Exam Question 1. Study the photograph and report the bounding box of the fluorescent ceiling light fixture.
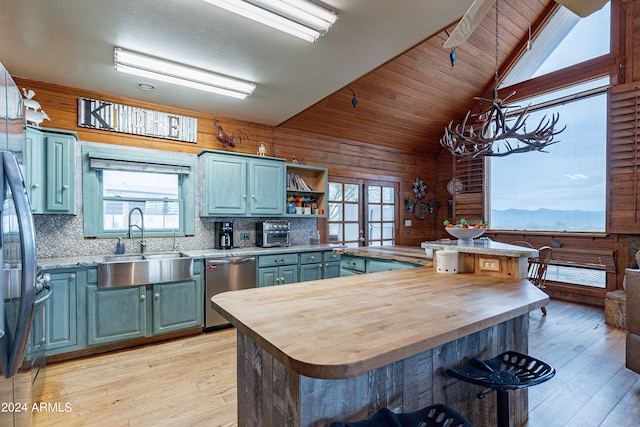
[114,48,256,99]
[202,0,337,42]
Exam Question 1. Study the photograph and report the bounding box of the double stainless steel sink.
[98,252,193,288]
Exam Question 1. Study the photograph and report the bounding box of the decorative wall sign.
[78,97,198,143]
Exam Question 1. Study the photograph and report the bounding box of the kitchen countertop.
[211,267,549,379]
[37,244,342,270]
[333,245,433,266]
[421,238,538,257]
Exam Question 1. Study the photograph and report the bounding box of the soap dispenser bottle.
[116,237,125,254]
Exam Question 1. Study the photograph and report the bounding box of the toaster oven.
[256,220,290,247]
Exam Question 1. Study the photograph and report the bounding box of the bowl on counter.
[444,227,486,245]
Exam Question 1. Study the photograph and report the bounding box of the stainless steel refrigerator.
[0,62,50,426]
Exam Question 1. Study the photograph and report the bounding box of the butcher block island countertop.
[212,268,547,379]
[212,267,548,426]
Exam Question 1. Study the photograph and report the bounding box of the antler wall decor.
[440,0,565,159]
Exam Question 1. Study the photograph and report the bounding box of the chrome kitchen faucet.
[127,207,146,253]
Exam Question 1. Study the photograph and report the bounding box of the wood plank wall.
[14,77,442,246]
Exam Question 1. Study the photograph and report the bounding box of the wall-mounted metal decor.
[78,97,198,143]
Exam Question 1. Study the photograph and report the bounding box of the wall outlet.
[240,233,250,240]
[404,219,412,226]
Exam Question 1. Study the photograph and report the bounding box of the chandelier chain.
[495,0,499,84]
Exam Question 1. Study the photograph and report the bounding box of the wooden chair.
[528,246,552,315]
[508,241,551,315]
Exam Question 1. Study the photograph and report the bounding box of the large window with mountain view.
[487,2,610,233]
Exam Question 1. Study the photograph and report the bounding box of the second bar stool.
[329,403,473,427]
[446,351,555,427]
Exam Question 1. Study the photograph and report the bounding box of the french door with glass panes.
[327,178,398,247]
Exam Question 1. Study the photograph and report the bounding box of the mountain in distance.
[490,208,605,232]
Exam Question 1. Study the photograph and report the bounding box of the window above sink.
[82,144,196,238]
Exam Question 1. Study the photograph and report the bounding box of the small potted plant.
[427,199,436,214]
[405,196,414,212]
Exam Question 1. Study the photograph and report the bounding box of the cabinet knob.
[140,294,146,301]
[62,184,69,189]
[251,194,256,199]
[69,273,76,279]
[243,194,247,199]
[280,276,285,282]
[154,293,160,299]
[32,183,40,188]
[310,256,315,261]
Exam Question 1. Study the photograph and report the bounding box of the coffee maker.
[215,221,233,249]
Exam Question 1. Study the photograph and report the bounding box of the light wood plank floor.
[34,300,639,427]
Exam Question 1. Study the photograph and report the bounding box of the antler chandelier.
[440,0,565,159]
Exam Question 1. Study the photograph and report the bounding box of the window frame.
[482,0,618,234]
[82,144,195,238]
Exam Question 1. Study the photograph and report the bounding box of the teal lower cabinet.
[87,285,147,346]
[258,265,298,286]
[257,253,299,287]
[299,251,323,282]
[340,255,366,276]
[341,255,419,276]
[152,279,203,335]
[44,270,78,354]
[87,260,203,346]
[366,258,420,273]
[323,251,341,279]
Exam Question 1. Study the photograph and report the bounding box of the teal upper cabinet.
[250,159,285,215]
[25,126,76,214]
[199,151,285,216]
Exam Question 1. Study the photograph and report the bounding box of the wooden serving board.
[212,267,548,379]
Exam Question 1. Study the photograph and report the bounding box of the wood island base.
[236,315,529,427]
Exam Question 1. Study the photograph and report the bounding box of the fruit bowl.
[445,227,486,245]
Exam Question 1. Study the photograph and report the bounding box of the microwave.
[256,220,290,247]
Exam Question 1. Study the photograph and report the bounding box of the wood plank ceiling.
[277,0,554,157]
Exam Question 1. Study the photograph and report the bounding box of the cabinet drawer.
[341,256,366,272]
[300,252,322,264]
[258,253,299,267]
[367,259,418,273]
[323,251,341,263]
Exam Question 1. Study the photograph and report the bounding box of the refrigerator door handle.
[34,273,52,306]
[3,151,38,378]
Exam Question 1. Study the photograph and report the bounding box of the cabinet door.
[45,134,75,213]
[299,263,322,282]
[204,155,247,215]
[152,279,203,335]
[249,159,284,215]
[24,127,45,213]
[87,285,147,345]
[45,271,78,352]
[323,261,341,279]
[280,265,298,285]
[257,267,279,287]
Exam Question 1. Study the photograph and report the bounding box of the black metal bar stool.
[446,351,555,427]
[329,403,473,427]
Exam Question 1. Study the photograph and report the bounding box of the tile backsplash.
[35,214,319,258]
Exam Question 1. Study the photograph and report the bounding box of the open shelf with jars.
[285,163,328,217]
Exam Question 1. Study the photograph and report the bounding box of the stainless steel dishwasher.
[205,256,256,330]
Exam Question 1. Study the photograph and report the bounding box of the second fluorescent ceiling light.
[114,48,256,99]
[202,0,337,42]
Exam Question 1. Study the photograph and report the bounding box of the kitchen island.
[211,266,549,426]
[422,239,538,279]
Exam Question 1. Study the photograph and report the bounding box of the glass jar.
[309,230,320,246]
